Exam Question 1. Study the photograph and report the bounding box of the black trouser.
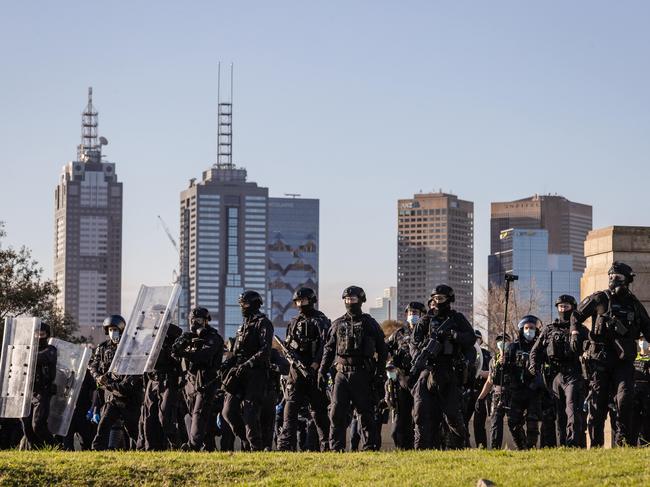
[261,388,279,450]
[551,369,584,447]
[222,368,267,451]
[91,400,140,450]
[588,361,634,446]
[278,369,330,451]
[184,378,217,451]
[540,388,557,448]
[329,367,377,451]
[391,384,414,449]
[489,390,506,449]
[142,378,181,450]
[507,387,541,450]
[21,392,54,449]
[471,393,489,448]
[631,381,650,445]
[412,367,467,450]
[63,407,96,451]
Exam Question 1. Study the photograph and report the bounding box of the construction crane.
[157,215,179,254]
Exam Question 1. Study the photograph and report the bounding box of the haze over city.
[1,1,649,321]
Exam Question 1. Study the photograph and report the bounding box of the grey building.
[54,88,122,343]
[397,192,474,320]
[267,197,319,337]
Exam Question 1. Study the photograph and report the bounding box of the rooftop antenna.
[216,62,234,168]
[78,87,100,162]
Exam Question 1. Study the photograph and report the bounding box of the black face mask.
[609,276,628,295]
[299,304,315,315]
[558,310,572,322]
[241,305,259,318]
[345,303,363,317]
[190,320,203,333]
[433,302,451,315]
[39,338,49,350]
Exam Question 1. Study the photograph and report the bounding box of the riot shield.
[474,342,484,378]
[0,317,39,418]
[47,338,92,436]
[109,284,181,375]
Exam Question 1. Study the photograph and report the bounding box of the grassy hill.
[0,448,648,486]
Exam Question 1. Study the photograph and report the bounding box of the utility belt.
[549,360,581,375]
[335,362,370,374]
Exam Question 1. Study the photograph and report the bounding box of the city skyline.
[2,2,649,323]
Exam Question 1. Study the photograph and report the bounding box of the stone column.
[581,225,650,447]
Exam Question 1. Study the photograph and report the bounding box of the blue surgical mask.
[109,329,121,343]
[523,329,536,341]
[496,341,505,352]
[387,370,398,381]
[407,315,420,326]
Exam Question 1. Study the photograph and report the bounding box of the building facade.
[490,194,592,273]
[397,192,474,319]
[368,287,398,324]
[267,197,319,337]
[54,88,122,342]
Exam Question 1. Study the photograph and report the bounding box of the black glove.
[474,398,483,414]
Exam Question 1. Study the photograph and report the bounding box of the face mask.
[190,320,203,333]
[609,274,628,294]
[640,339,649,354]
[299,304,315,314]
[39,338,49,349]
[407,315,420,326]
[523,329,536,341]
[558,309,572,322]
[109,329,121,343]
[387,370,397,381]
[496,341,505,352]
[345,303,362,316]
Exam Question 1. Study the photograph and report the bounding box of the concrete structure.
[267,197,319,338]
[368,287,398,323]
[491,194,592,273]
[488,228,581,329]
[54,88,122,343]
[397,192,474,319]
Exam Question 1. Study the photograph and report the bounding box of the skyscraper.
[397,192,474,319]
[490,194,592,273]
[267,197,319,337]
[54,88,122,342]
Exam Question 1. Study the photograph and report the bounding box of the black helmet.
[292,287,317,305]
[518,315,542,329]
[191,307,211,321]
[608,261,635,283]
[431,284,455,303]
[474,329,483,340]
[239,290,263,308]
[405,301,426,314]
[102,315,126,334]
[40,322,51,338]
[555,294,577,309]
[342,286,366,303]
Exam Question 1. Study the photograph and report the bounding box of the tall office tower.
[54,88,122,342]
[267,196,319,337]
[179,64,269,339]
[368,287,398,324]
[490,194,592,273]
[397,192,474,320]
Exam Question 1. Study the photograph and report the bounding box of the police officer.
[21,322,57,449]
[468,329,491,448]
[277,287,331,452]
[504,315,543,450]
[530,295,588,447]
[572,261,650,446]
[172,307,224,451]
[141,323,184,450]
[478,332,511,449]
[632,338,650,445]
[89,315,143,450]
[319,286,387,451]
[221,291,273,452]
[409,285,475,449]
[385,301,424,450]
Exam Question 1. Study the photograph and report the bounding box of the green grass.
[0,449,648,486]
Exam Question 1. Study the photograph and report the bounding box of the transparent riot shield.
[47,338,92,437]
[474,342,484,378]
[0,317,39,418]
[109,284,181,375]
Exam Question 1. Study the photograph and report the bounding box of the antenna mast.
[216,62,234,168]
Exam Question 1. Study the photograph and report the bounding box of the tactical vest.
[234,317,263,360]
[547,324,572,362]
[427,314,454,356]
[287,317,321,357]
[336,319,373,358]
[634,355,650,380]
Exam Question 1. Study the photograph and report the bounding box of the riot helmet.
[518,315,541,342]
[555,294,577,322]
[608,261,635,295]
[342,286,366,316]
[293,287,317,313]
[103,314,126,343]
[239,290,263,317]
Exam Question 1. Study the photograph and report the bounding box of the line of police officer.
[4,260,650,450]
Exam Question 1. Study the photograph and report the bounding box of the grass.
[0,448,649,486]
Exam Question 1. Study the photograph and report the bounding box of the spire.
[78,87,100,162]
[216,62,234,168]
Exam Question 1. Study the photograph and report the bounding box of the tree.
[0,223,84,342]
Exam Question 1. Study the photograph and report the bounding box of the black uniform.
[320,312,387,451]
[409,308,475,449]
[62,370,97,450]
[262,348,289,450]
[222,311,273,451]
[503,334,542,450]
[487,352,507,449]
[385,326,415,450]
[89,340,143,450]
[572,290,650,446]
[277,309,331,451]
[142,324,184,450]
[468,347,491,448]
[632,353,650,445]
[21,343,57,449]
[173,325,224,451]
[530,318,588,447]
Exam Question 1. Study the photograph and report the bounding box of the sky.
[1,1,649,322]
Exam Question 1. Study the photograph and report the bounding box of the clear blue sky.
[1,1,649,321]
